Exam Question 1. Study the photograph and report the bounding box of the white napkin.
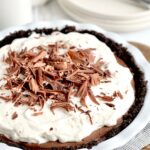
[116,123,150,150]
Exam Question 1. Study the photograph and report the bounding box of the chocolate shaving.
[75,105,93,124]
[68,49,95,65]
[80,97,87,108]
[33,61,46,68]
[85,110,93,124]
[50,102,74,112]
[32,112,43,116]
[0,95,11,101]
[113,91,123,99]
[77,80,88,98]
[53,62,67,70]
[97,90,123,102]
[101,80,111,83]
[88,88,99,105]
[67,86,73,101]
[105,103,115,108]
[90,73,101,86]
[97,95,114,101]
[75,105,84,113]
[29,78,39,93]
[49,127,53,131]
[12,112,18,120]
[0,43,112,113]
[37,68,43,87]
[31,50,47,63]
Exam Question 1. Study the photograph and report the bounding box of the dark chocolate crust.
[0,26,147,150]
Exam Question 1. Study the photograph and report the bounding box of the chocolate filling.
[0,26,147,150]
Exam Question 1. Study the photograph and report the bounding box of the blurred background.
[0,0,150,50]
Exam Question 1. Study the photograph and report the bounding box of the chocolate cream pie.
[0,26,147,150]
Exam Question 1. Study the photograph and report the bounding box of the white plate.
[58,0,150,32]
[0,20,150,150]
[57,0,150,32]
[60,0,150,19]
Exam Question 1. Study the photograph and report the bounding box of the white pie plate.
[57,0,150,32]
[0,20,150,150]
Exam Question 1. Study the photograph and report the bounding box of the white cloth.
[116,123,150,150]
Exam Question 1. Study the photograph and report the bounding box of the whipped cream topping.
[0,32,134,143]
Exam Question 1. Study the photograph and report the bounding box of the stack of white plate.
[57,0,150,32]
